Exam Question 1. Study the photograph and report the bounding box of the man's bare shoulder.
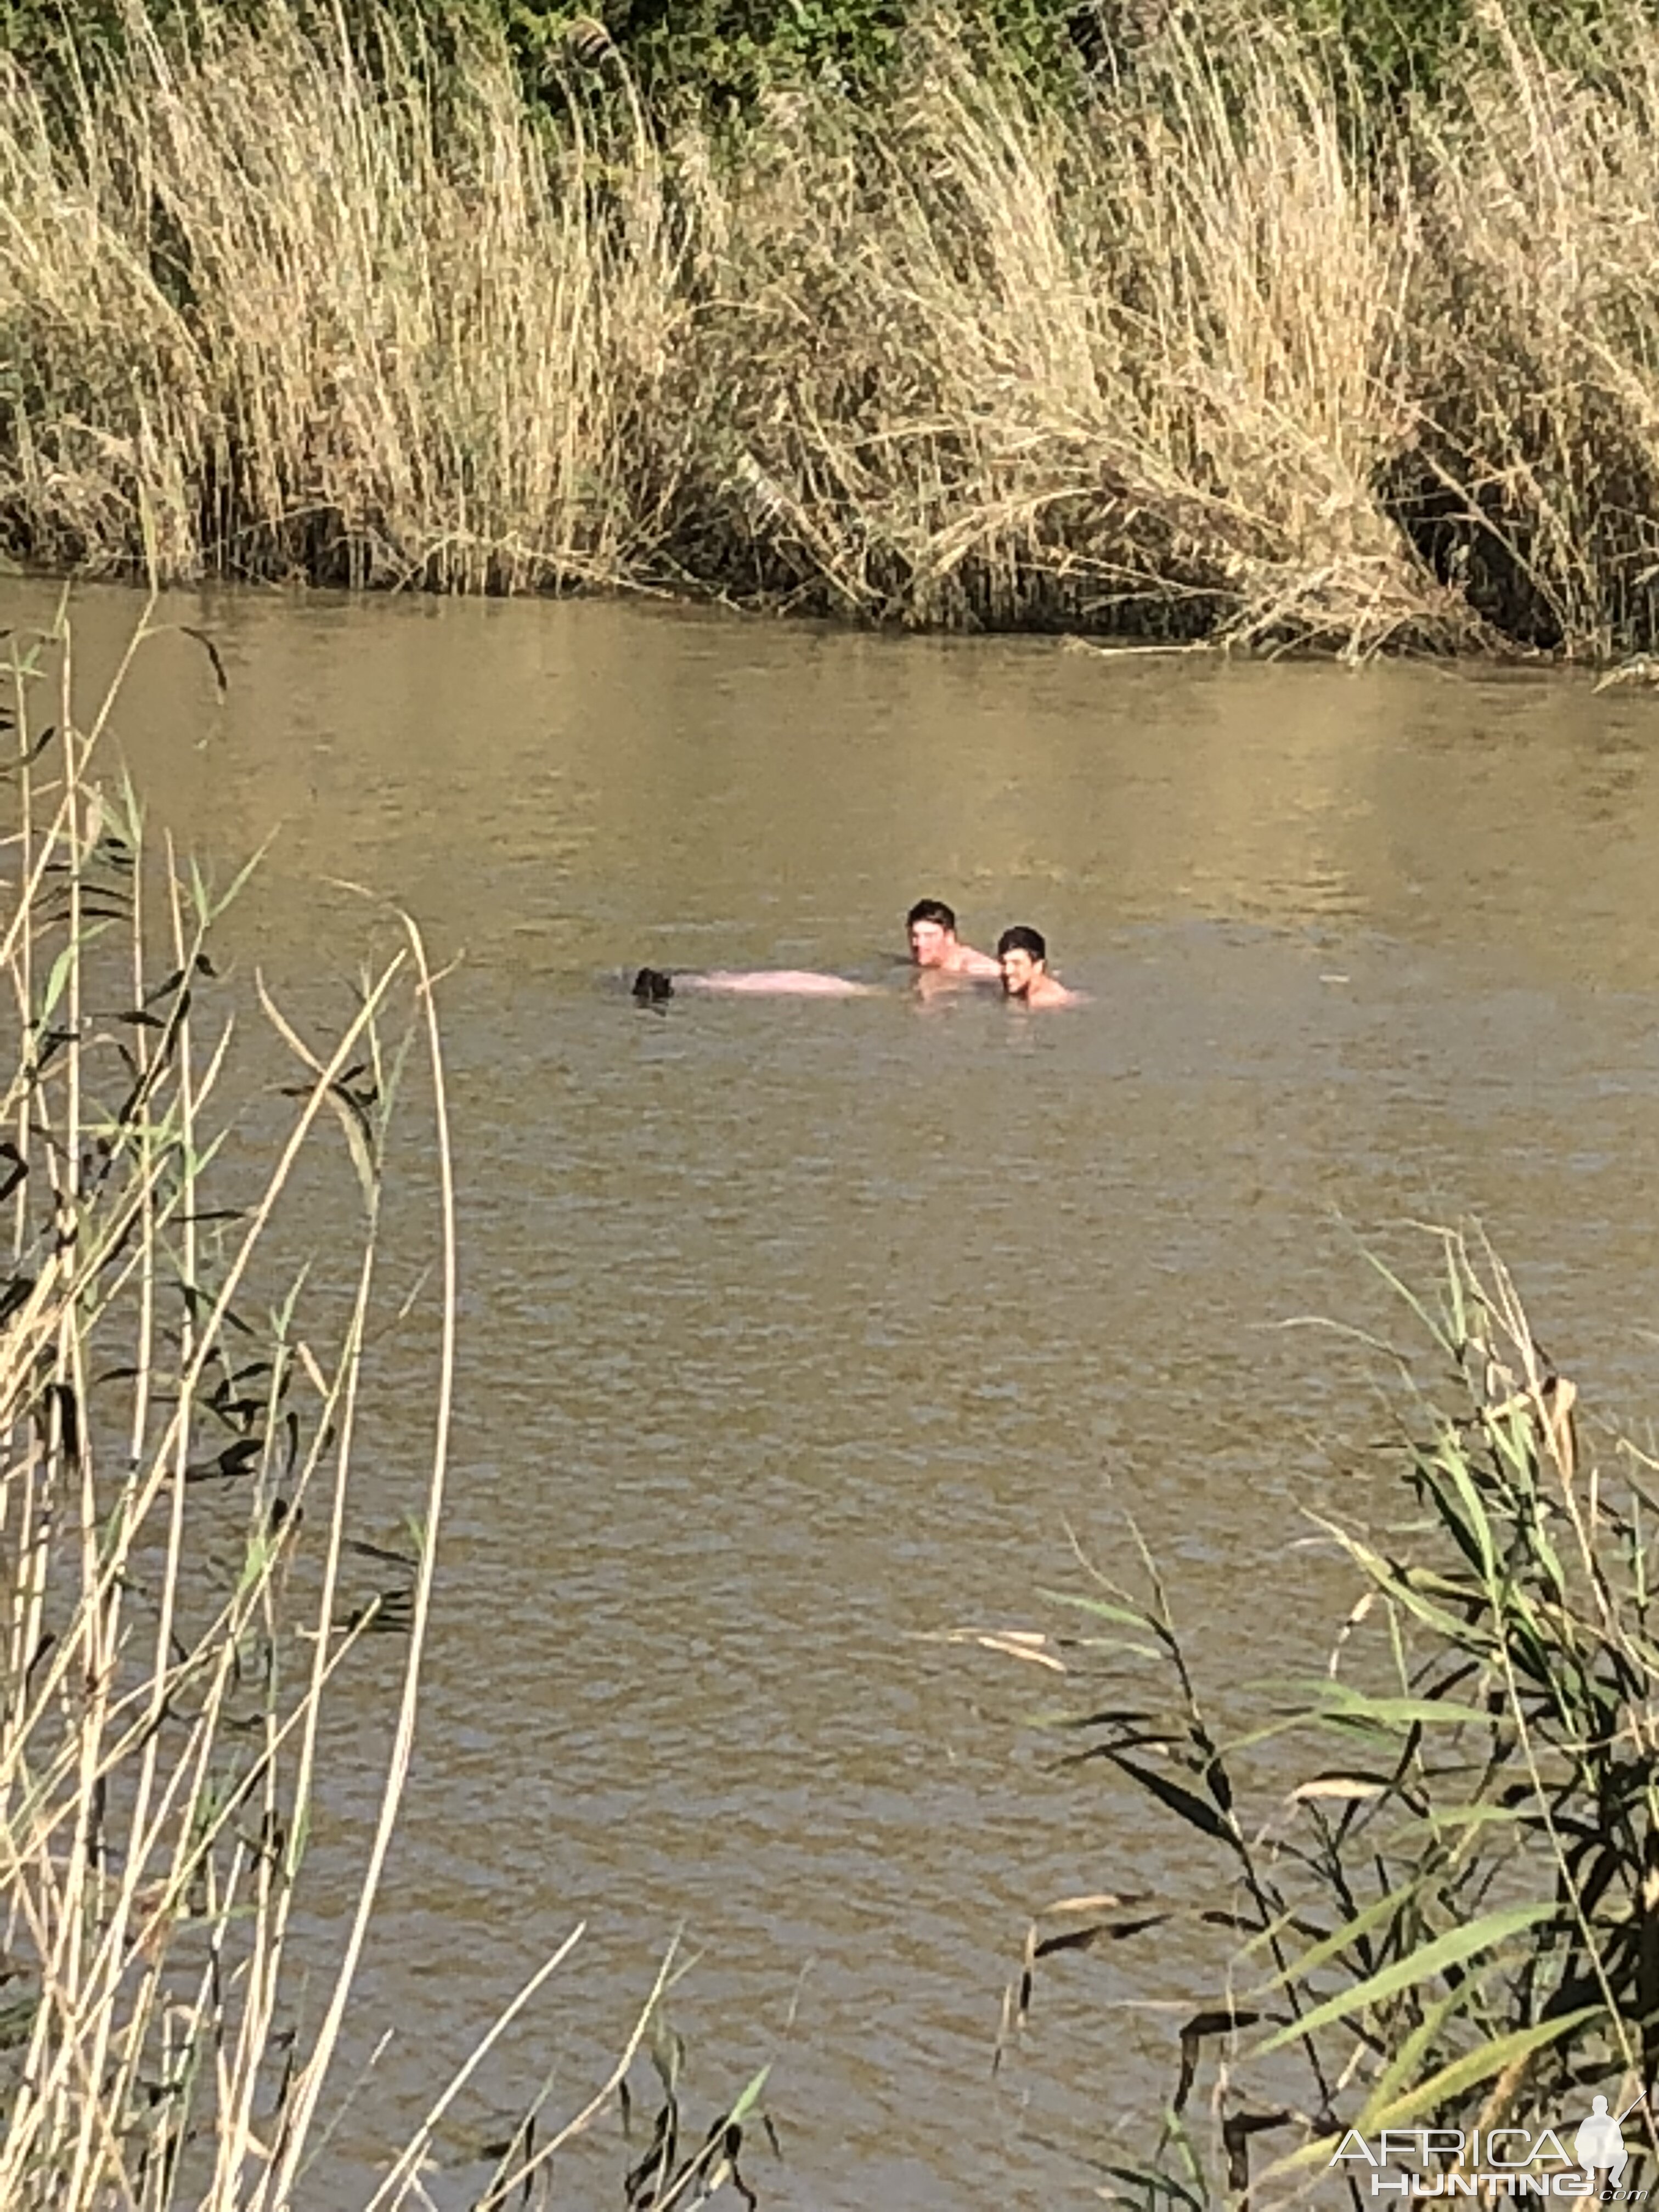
[1027,975,1088,1008]
[950,945,1002,978]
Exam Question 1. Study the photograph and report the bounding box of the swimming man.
[905,899,1000,979]
[997,925,1086,1008]
[633,897,998,1002]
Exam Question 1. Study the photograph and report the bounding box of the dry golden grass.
[1407,3,1659,656]
[8,1,1659,654]
[0,7,686,591]
[688,30,1462,653]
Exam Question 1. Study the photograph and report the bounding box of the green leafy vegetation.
[0,0,1645,112]
[973,1231,1659,2201]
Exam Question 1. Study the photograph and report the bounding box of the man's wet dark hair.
[632,967,675,1003]
[906,898,957,933]
[996,925,1047,962]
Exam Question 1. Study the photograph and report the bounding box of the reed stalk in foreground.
[959,1230,1659,2207]
[0,604,730,2209]
[0,595,453,2206]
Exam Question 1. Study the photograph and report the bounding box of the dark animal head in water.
[633,967,674,1004]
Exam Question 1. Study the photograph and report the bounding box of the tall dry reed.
[0,604,680,2209]
[0,7,687,591]
[1408,4,1659,656]
[682,29,1457,650]
[7,2,1659,654]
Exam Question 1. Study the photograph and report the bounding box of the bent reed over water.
[8,0,1659,658]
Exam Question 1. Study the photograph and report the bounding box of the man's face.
[909,919,952,968]
[1000,947,1039,997]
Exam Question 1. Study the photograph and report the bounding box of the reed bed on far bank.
[9,5,1659,656]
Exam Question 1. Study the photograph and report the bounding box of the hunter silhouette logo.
[1577,2101,1630,2189]
[1331,2091,1650,2197]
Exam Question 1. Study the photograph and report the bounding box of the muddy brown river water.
[7,581,1659,2208]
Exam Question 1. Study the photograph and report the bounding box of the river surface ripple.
[7,584,1659,2208]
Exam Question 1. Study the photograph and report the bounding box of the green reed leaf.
[1255,1900,1558,2052]
[1254,1877,1421,1993]
[1107,1753,1235,1844]
[1039,1588,1163,1637]
[1356,2006,1602,2135]
[1359,1985,1467,2121]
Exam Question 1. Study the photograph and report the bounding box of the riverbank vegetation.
[973,1232,1659,2203]
[6,3,1659,655]
[0,602,475,2206]
[0,610,770,2208]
